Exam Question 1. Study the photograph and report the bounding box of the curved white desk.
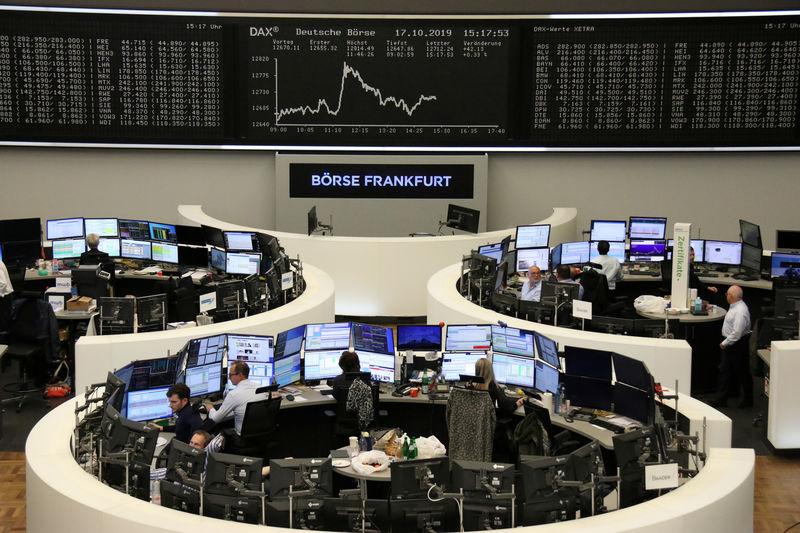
[427,263,732,452]
[26,397,752,533]
[74,263,335,392]
[178,204,577,317]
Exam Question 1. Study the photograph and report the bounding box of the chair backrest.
[10,297,45,342]
[240,395,282,440]
[579,269,610,312]
[345,377,375,431]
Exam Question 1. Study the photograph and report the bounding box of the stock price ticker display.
[243,20,516,144]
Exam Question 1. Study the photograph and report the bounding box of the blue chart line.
[274,59,438,125]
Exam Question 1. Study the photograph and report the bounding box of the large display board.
[0,8,799,148]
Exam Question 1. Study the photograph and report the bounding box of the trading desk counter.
[73,263,335,392]
[621,269,772,291]
[27,396,752,533]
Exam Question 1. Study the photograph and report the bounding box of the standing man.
[205,361,260,435]
[592,240,624,293]
[713,285,752,408]
[521,265,543,302]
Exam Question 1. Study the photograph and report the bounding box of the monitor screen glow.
[225,252,260,275]
[152,242,179,264]
[705,240,742,266]
[441,352,486,382]
[515,247,550,273]
[47,217,84,240]
[628,217,667,240]
[477,243,504,263]
[303,349,342,381]
[84,218,118,237]
[126,386,172,422]
[98,237,120,257]
[590,241,626,262]
[445,325,492,352]
[771,252,800,278]
[149,222,178,243]
[534,360,559,394]
[628,240,666,262]
[559,241,590,265]
[305,322,351,351]
[120,239,152,260]
[492,353,535,388]
[224,231,258,251]
[491,325,535,358]
[515,225,550,249]
[358,350,395,383]
[590,220,626,242]
[51,238,86,259]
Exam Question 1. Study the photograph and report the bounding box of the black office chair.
[3,296,60,411]
[324,373,383,447]
[226,394,282,460]
[73,264,110,299]
[6,264,26,299]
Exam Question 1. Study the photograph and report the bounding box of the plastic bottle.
[553,385,562,414]
[52,259,59,273]
[695,297,702,312]
[409,438,418,460]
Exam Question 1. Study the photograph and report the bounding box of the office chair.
[225,394,282,460]
[324,373,384,448]
[2,296,59,411]
[73,264,110,299]
[5,264,26,298]
[514,401,581,458]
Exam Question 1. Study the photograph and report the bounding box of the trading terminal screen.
[47,217,84,240]
[225,252,260,275]
[668,239,705,262]
[120,239,152,260]
[152,242,179,264]
[303,349,342,381]
[533,331,560,369]
[186,334,226,368]
[559,241,590,265]
[590,220,627,242]
[98,237,121,257]
[396,325,442,352]
[352,323,395,355]
[491,325,535,358]
[590,241,626,263]
[357,350,396,383]
[705,240,742,266]
[84,218,118,237]
[628,240,667,262]
[185,363,223,397]
[126,386,172,422]
[515,225,550,249]
[224,232,259,252]
[477,243,504,263]
[441,352,486,382]
[534,360,559,394]
[445,325,492,352]
[305,322,352,351]
[493,353,535,388]
[149,222,178,243]
[274,352,301,387]
[118,219,151,240]
[52,238,86,259]
[275,325,305,359]
[628,217,667,240]
[515,247,550,273]
[771,252,800,278]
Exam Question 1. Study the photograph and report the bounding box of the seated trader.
[150,383,204,444]
[189,429,279,478]
[592,240,623,292]
[0,259,14,331]
[689,246,718,296]
[332,351,362,402]
[521,265,543,302]
[555,264,585,301]
[205,361,260,436]
[474,358,525,416]
[80,233,116,282]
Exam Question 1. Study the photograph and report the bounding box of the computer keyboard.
[589,417,625,434]
[699,272,720,278]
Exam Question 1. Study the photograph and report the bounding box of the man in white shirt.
[592,240,624,291]
[521,265,542,302]
[0,260,14,331]
[712,285,752,408]
[205,361,260,435]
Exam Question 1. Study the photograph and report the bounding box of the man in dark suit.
[80,233,115,283]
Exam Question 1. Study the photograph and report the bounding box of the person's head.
[86,233,100,251]
[556,264,572,281]
[474,358,495,391]
[339,351,361,373]
[690,247,695,263]
[726,285,743,305]
[166,383,191,414]
[597,240,610,255]
[527,265,542,284]
[189,429,212,450]
[228,361,249,385]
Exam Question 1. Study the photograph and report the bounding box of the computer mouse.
[286,394,295,401]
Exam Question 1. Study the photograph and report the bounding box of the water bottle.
[409,438,418,460]
[553,384,562,414]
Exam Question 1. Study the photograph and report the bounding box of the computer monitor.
[558,241,591,266]
[100,404,159,464]
[705,240,742,266]
[357,350,395,383]
[613,383,652,424]
[204,452,264,496]
[562,374,613,411]
[541,281,580,303]
[98,297,136,335]
[51,238,86,259]
[668,239,705,262]
[492,352,535,388]
[324,498,390,533]
[352,323,394,355]
[491,289,518,316]
[136,294,167,332]
[518,300,554,325]
[739,219,762,249]
[227,334,273,363]
[209,247,225,271]
[215,280,245,321]
[532,331,560,369]
[390,499,459,533]
[303,349,342,381]
[440,352,486,382]
[178,245,208,268]
[148,222,177,243]
[589,240,626,262]
[120,239,152,261]
[774,288,800,317]
[0,240,39,266]
[160,480,201,514]
[770,252,800,278]
[740,243,763,276]
[445,324,492,352]
[118,219,151,240]
[515,247,550,273]
[450,459,515,496]
[225,252,260,276]
[270,457,333,498]
[46,217,84,240]
[611,352,652,392]
[515,224,551,249]
[202,494,261,524]
[590,220,626,242]
[274,351,301,388]
[264,266,282,300]
[201,225,226,249]
[612,426,663,508]
[534,360,559,394]
[151,242,178,264]
[257,232,283,263]
[491,325,535,358]
[628,217,667,240]
[275,325,305,359]
[125,386,172,422]
[84,218,118,237]
[125,357,180,392]
[184,362,223,398]
[223,231,259,251]
[445,204,480,233]
[185,334,226,368]
[0,217,41,242]
[518,454,576,502]
[98,237,120,257]
[396,325,442,352]
[390,457,450,500]
[563,346,613,380]
[307,205,320,236]
[628,239,666,262]
[590,316,636,336]
[777,230,800,252]
[305,322,351,351]
[477,242,504,263]
[175,224,207,246]
[166,438,206,484]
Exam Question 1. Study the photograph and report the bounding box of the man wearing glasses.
[521,265,543,302]
[205,361,260,435]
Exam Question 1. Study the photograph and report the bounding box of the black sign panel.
[289,163,474,198]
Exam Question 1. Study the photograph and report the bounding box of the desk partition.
[178,204,577,317]
[767,340,800,449]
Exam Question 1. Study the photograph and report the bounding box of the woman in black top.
[331,350,361,402]
[474,358,524,416]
